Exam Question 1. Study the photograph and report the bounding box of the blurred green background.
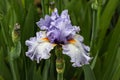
[0,0,120,80]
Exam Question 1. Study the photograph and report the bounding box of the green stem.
[90,10,96,48]
[91,0,102,69]
[90,0,98,48]
[57,72,63,80]
[91,6,101,69]
[9,59,19,80]
[55,45,65,80]
[56,58,65,80]
[10,61,17,80]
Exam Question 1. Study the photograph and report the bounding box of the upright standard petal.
[51,8,59,20]
[25,31,56,63]
[36,15,51,30]
[62,34,91,67]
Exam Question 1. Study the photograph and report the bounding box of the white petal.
[36,31,46,40]
[25,31,56,63]
[75,34,84,42]
[62,34,91,67]
[61,10,68,19]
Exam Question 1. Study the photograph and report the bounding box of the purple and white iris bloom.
[25,8,91,67]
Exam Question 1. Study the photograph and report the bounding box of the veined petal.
[36,8,80,44]
[36,15,51,30]
[51,8,59,20]
[25,31,56,63]
[62,34,91,67]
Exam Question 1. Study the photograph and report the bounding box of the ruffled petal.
[36,8,80,44]
[36,15,51,30]
[60,10,71,23]
[62,34,91,67]
[25,31,56,63]
[51,8,59,20]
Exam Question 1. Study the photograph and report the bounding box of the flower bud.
[56,59,65,73]
[49,1,55,13]
[91,0,98,10]
[12,23,20,43]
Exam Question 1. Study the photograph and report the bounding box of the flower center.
[47,30,74,44]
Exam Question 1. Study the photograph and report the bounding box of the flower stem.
[9,58,19,80]
[90,0,98,48]
[55,45,65,80]
[10,61,17,80]
[56,58,65,80]
[90,10,96,48]
[57,72,63,80]
[90,0,102,69]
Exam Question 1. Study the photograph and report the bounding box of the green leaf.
[0,1,17,48]
[102,16,120,80]
[0,0,7,20]
[33,66,42,80]
[9,0,24,25]
[21,3,35,80]
[97,0,119,50]
[83,65,96,80]
[111,47,120,80]
[42,59,50,80]
[24,0,34,11]
[21,4,35,47]
[0,48,12,80]
[49,54,56,80]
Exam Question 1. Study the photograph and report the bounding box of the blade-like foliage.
[0,0,120,80]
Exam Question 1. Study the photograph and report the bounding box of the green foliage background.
[0,0,120,80]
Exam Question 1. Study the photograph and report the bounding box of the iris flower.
[25,8,91,67]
